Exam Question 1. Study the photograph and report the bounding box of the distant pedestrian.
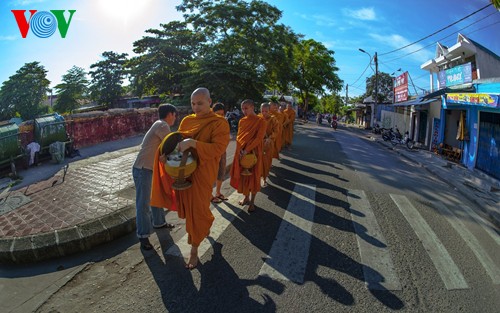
[132,104,177,250]
[211,102,230,203]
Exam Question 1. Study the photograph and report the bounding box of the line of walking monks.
[230,100,296,212]
[150,88,295,269]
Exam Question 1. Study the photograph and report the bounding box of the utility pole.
[345,84,348,105]
[374,52,378,126]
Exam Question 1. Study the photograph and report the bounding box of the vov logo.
[11,10,76,38]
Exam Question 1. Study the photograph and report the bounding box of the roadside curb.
[0,139,237,264]
[0,205,136,264]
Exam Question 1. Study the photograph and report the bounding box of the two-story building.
[419,33,500,179]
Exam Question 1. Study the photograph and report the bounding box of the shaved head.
[191,87,210,99]
[191,87,212,115]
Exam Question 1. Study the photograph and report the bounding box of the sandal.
[211,196,223,204]
[153,223,175,229]
[216,194,228,201]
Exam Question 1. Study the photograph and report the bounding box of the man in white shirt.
[132,104,177,250]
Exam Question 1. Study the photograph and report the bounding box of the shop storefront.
[441,91,500,179]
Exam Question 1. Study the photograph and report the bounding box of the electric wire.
[382,10,500,64]
[379,3,493,56]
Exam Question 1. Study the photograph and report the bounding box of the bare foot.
[238,198,249,205]
[185,247,199,270]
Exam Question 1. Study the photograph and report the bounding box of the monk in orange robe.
[279,104,290,149]
[269,101,284,159]
[151,87,229,269]
[230,99,267,212]
[258,102,278,187]
[283,103,296,148]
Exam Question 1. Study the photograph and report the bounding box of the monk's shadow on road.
[142,236,284,313]
[277,157,348,183]
[235,173,403,309]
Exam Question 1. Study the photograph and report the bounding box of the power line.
[379,3,493,56]
[349,59,372,87]
[382,11,500,64]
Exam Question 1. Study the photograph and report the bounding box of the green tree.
[364,72,394,103]
[292,39,343,118]
[320,94,343,114]
[89,51,128,107]
[176,0,292,105]
[0,61,50,120]
[128,21,202,98]
[54,66,89,113]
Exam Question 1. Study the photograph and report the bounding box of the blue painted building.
[439,81,500,179]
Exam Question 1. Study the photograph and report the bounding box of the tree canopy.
[54,66,89,113]
[292,39,343,115]
[89,51,128,106]
[364,72,394,103]
[0,61,50,120]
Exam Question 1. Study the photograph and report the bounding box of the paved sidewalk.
[348,123,500,229]
[0,138,237,264]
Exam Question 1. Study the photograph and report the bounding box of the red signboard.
[394,72,408,103]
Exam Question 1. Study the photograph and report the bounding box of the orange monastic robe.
[259,113,278,180]
[281,111,290,146]
[270,111,284,158]
[151,111,230,246]
[230,114,267,196]
[283,108,296,146]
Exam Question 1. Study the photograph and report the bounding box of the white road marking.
[165,191,243,258]
[391,194,468,290]
[347,190,402,290]
[259,183,316,284]
[434,202,500,284]
[458,204,500,247]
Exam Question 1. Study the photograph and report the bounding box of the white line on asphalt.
[390,194,468,290]
[347,190,402,291]
[165,191,243,259]
[458,204,500,247]
[433,202,500,284]
[259,183,316,284]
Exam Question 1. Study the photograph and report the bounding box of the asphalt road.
[3,122,499,313]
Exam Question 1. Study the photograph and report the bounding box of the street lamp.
[359,48,378,127]
[391,69,402,103]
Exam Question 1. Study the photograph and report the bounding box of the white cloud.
[9,0,46,5]
[369,33,434,63]
[343,7,376,21]
[0,35,17,41]
[311,15,337,27]
[294,13,337,27]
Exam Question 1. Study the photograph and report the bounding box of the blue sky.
[0,0,499,99]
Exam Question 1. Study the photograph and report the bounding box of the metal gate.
[476,112,500,179]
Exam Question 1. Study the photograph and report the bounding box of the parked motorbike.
[381,128,392,141]
[390,127,415,149]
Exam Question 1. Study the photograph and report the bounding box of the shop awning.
[393,98,436,107]
[421,84,476,100]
